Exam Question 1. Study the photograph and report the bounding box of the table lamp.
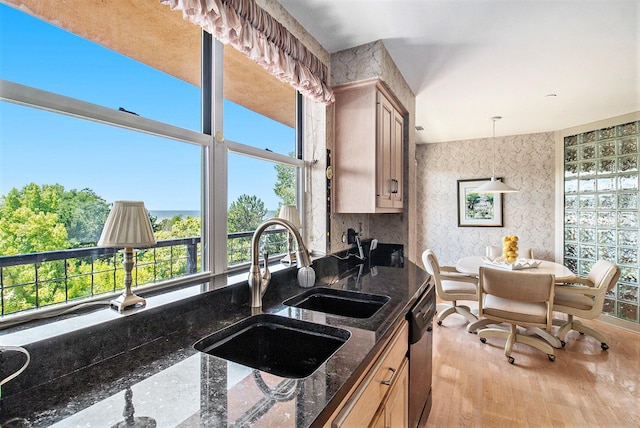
[98,201,157,312]
[277,205,302,266]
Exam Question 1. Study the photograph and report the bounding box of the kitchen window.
[0,2,206,318]
[223,48,302,268]
[0,1,302,320]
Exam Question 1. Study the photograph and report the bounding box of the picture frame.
[457,178,504,227]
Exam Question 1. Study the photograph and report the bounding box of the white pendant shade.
[476,116,518,194]
[98,201,156,248]
[475,176,518,193]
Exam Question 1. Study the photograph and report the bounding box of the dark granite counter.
[0,245,429,427]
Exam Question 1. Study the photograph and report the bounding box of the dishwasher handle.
[407,285,436,344]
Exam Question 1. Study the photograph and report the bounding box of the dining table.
[455,256,575,281]
[455,256,576,345]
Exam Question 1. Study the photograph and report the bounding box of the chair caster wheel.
[507,356,515,364]
[437,320,442,326]
[480,337,486,343]
[601,343,609,350]
[561,340,566,347]
[548,354,555,362]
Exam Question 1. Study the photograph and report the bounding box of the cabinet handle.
[390,179,399,194]
[381,367,397,386]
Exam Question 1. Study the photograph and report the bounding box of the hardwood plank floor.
[427,309,640,427]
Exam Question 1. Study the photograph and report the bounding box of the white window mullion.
[0,79,208,147]
[211,39,228,274]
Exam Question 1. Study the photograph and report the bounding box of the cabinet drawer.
[332,321,408,427]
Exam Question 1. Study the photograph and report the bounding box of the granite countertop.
[0,245,429,427]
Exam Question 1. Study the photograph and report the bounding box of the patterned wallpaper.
[303,99,329,255]
[415,132,556,266]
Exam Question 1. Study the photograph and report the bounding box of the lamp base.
[110,292,146,312]
[112,417,156,428]
[281,253,297,266]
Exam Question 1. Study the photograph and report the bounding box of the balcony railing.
[0,229,287,317]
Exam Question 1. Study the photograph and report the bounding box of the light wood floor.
[427,307,640,427]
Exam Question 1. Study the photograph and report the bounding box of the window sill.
[0,260,295,347]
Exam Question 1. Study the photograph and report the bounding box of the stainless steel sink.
[283,287,390,318]
[193,314,350,379]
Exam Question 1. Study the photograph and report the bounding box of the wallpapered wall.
[415,132,556,266]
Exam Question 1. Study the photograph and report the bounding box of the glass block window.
[564,120,640,324]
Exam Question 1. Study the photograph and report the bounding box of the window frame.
[0,23,305,323]
[210,38,304,274]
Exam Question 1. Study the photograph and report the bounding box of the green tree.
[0,199,68,255]
[0,183,110,249]
[227,194,267,264]
[1,183,62,216]
[0,205,69,311]
[59,188,110,246]
[228,194,268,233]
[274,163,296,206]
[0,184,206,314]
[274,151,296,207]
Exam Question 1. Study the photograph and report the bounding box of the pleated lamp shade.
[277,205,302,229]
[98,201,156,248]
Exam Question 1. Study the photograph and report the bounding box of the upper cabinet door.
[392,108,404,205]
[377,92,395,208]
[333,79,406,214]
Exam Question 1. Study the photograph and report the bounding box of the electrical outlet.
[347,228,357,244]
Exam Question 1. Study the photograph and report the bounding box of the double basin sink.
[194,287,390,378]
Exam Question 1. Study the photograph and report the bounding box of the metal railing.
[0,229,288,317]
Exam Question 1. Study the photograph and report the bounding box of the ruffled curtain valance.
[161,0,334,105]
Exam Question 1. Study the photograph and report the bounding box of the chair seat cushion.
[483,295,548,324]
[441,279,477,295]
[554,291,594,311]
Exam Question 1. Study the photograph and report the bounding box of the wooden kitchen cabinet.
[327,320,409,428]
[369,357,409,428]
[332,79,406,213]
[382,357,409,427]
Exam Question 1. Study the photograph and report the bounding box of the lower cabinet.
[370,357,409,428]
[327,320,409,428]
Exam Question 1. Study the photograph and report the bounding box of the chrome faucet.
[248,218,312,309]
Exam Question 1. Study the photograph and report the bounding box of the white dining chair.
[477,266,556,364]
[422,249,479,326]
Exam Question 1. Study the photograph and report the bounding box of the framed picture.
[457,178,504,227]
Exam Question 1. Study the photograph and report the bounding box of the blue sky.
[0,4,294,211]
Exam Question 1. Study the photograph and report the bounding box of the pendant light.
[475,116,518,193]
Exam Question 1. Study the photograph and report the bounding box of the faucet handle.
[261,252,271,293]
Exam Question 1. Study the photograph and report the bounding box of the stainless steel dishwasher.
[407,282,436,428]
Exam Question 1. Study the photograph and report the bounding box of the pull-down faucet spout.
[248,218,312,309]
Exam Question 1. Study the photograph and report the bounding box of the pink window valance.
[161,0,334,105]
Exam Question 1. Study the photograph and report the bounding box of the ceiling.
[279,0,640,143]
